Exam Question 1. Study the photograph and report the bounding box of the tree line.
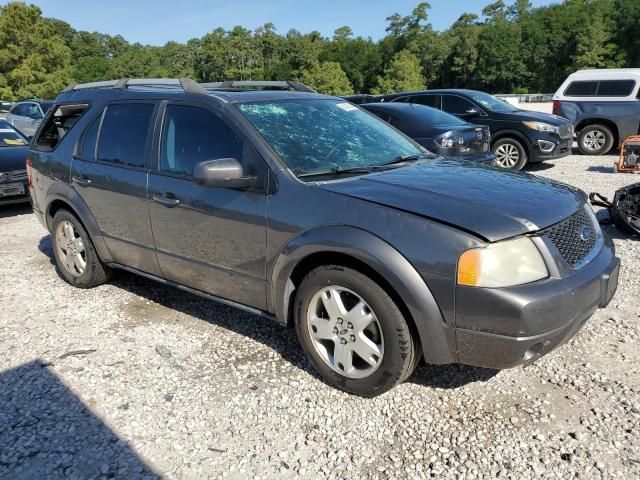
[0,0,638,101]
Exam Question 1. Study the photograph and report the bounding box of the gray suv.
[27,79,620,396]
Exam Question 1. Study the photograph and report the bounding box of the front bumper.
[0,179,29,206]
[529,132,572,162]
[454,245,619,369]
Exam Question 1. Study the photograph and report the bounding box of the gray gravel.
[0,151,639,479]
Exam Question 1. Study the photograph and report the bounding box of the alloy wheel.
[306,285,384,379]
[583,130,607,152]
[494,143,520,168]
[55,220,87,277]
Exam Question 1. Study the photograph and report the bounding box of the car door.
[71,101,162,276]
[7,103,30,135]
[148,102,269,309]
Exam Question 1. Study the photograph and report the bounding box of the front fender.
[44,182,113,263]
[269,225,457,364]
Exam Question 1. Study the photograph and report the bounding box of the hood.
[499,109,570,126]
[317,159,586,242]
[0,146,29,172]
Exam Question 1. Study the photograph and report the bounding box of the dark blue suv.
[27,79,619,396]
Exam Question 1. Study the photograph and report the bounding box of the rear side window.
[565,81,599,97]
[442,95,476,115]
[97,103,155,168]
[597,80,635,96]
[412,95,440,109]
[10,103,29,116]
[34,104,90,151]
[76,114,101,160]
[160,104,243,176]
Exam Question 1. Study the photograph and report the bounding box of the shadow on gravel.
[586,166,615,173]
[0,203,32,219]
[0,360,159,479]
[36,234,500,391]
[525,162,555,172]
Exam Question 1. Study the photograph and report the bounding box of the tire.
[492,137,528,170]
[294,265,420,397]
[51,209,111,288]
[578,124,614,155]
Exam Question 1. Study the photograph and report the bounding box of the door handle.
[72,175,92,187]
[152,194,180,207]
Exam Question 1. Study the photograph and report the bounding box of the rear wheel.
[493,137,528,170]
[578,124,614,155]
[294,265,420,397]
[51,209,111,288]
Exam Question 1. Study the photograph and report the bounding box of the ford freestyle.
[27,79,619,397]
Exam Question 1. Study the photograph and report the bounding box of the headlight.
[457,237,548,287]
[522,121,559,134]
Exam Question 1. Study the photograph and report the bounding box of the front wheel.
[578,124,614,155]
[493,138,528,170]
[294,265,420,397]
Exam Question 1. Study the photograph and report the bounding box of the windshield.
[466,91,517,113]
[0,126,28,147]
[237,99,425,177]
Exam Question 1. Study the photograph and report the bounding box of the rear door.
[147,102,269,309]
[71,101,162,276]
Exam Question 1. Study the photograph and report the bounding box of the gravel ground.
[1,151,639,480]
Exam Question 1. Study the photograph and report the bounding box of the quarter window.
[160,105,243,176]
[412,95,440,109]
[34,104,89,151]
[77,114,101,160]
[97,103,154,168]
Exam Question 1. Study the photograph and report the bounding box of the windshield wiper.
[382,153,430,166]
[297,166,374,178]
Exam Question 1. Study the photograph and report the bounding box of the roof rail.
[61,78,209,95]
[201,80,315,93]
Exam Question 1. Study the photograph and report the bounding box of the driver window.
[160,105,244,176]
[442,95,476,115]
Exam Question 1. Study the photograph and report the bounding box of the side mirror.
[464,107,479,116]
[193,158,257,190]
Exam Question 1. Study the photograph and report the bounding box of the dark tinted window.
[10,103,30,116]
[77,114,101,160]
[565,81,598,96]
[34,104,89,151]
[160,105,243,176]
[39,102,54,114]
[597,80,636,96]
[442,95,476,114]
[412,95,440,108]
[368,110,391,122]
[97,103,154,168]
[405,105,467,125]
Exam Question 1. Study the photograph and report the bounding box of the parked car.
[28,78,619,397]
[341,94,381,105]
[0,119,30,205]
[553,69,640,155]
[5,99,54,137]
[379,89,573,170]
[0,101,13,120]
[361,102,494,163]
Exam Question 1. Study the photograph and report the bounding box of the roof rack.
[201,80,315,93]
[62,78,209,95]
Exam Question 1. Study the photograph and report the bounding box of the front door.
[148,103,269,309]
[70,102,161,276]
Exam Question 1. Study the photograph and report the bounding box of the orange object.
[615,135,640,173]
[457,249,481,286]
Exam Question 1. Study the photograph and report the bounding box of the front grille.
[0,169,27,182]
[542,207,598,269]
[558,124,573,139]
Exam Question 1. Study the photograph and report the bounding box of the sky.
[3,0,556,45]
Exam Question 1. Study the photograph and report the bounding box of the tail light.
[552,101,561,115]
[26,157,33,187]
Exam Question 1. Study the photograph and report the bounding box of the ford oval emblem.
[579,225,591,241]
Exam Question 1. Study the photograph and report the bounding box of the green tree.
[0,2,72,99]
[573,11,623,70]
[372,50,425,94]
[299,61,353,95]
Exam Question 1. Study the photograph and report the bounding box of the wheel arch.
[44,183,113,263]
[490,130,532,159]
[269,225,457,365]
[575,118,619,146]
